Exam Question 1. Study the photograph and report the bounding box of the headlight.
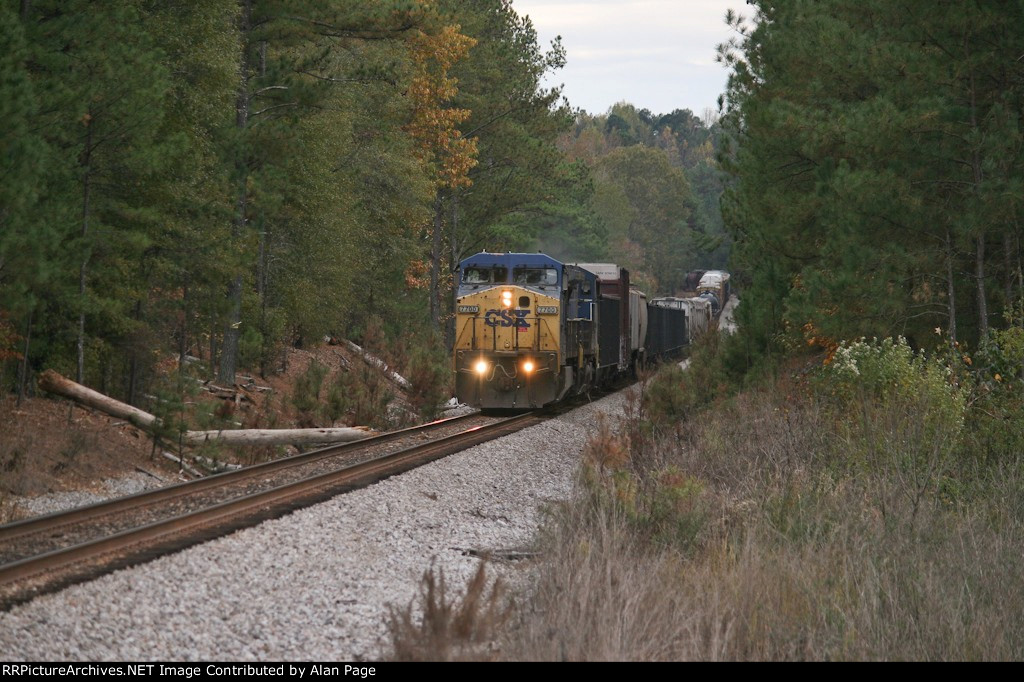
[523,360,534,373]
[501,290,513,308]
[475,360,488,375]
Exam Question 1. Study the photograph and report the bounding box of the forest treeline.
[0,0,724,405]
[720,0,1024,358]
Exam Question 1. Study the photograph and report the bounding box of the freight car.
[649,296,712,342]
[452,252,690,410]
[697,270,731,317]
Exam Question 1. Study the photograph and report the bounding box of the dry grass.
[0,397,117,499]
[387,562,512,661]
[492,377,1024,660]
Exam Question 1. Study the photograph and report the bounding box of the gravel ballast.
[0,391,629,661]
[12,471,167,519]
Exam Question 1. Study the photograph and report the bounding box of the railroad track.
[0,410,545,610]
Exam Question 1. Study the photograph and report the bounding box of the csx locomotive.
[452,252,719,410]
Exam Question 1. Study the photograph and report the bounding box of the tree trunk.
[1004,230,1014,306]
[218,0,253,386]
[257,217,268,378]
[218,273,243,384]
[77,117,94,385]
[976,234,988,339]
[39,369,159,430]
[16,307,32,406]
[946,231,957,345]
[967,42,988,340]
[429,191,444,330]
[183,427,370,447]
[209,320,218,375]
[446,192,460,350]
[178,279,189,374]
[344,340,412,390]
[127,299,143,406]
[1018,232,1023,306]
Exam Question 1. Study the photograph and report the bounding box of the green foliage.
[824,338,964,419]
[556,103,729,293]
[642,333,735,428]
[329,365,394,431]
[955,311,1024,463]
[145,374,195,456]
[720,0,1024,363]
[581,412,708,551]
[405,344,451,421]
[291,360,329,427]
[820,338,966,510]
[595,146,693,292]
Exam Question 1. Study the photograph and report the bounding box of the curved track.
[0,411,545,610]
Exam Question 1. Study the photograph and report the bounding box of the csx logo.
[484,309,531,329]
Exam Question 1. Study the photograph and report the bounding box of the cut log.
[344,340,412,391]
[160,451,202,478]
[39,369,158,430]
[192,455,242,472]
[183,427,371,447]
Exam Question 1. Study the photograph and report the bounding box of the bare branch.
[251,102,298,118]
[297,69,395,86]
[252,85,289,97]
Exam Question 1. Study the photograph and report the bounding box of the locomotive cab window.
[463,267,507,285]
[513,267,558,287]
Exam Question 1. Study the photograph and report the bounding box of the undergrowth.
[492,333,1024,660]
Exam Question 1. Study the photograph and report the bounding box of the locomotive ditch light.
[523,360,535,373]
[475,360,489,375]
[501,290,513,308]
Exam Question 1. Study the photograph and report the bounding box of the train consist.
[452,252,729,410]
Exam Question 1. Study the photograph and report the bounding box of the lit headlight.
[501,290,513,308]
[475,360,488,375]
[523,360,535,373]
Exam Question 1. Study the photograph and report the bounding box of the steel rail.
[0,411,543,608]
[0,412,484,545]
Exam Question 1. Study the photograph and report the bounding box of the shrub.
[817,337,967,518]
[325,364,393,430]
[388,563,511,661]
[291,359,328,427]
[406,345,450,421]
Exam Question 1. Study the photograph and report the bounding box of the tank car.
[697,271,731,317]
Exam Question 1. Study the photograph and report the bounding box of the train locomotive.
[453,252,718,410]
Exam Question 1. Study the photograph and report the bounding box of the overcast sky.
[511,0,744,117]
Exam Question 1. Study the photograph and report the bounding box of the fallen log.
[160,451,202,478]
[39,370,375,448]
[183,426,371,447]
[39,369,158,429]
[344,340,412,391]
[192,454,243,473]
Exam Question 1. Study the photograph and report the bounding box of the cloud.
[512,0,741,114]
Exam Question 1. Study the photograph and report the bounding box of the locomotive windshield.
[513,267,558,287]
[463,266,508,285]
